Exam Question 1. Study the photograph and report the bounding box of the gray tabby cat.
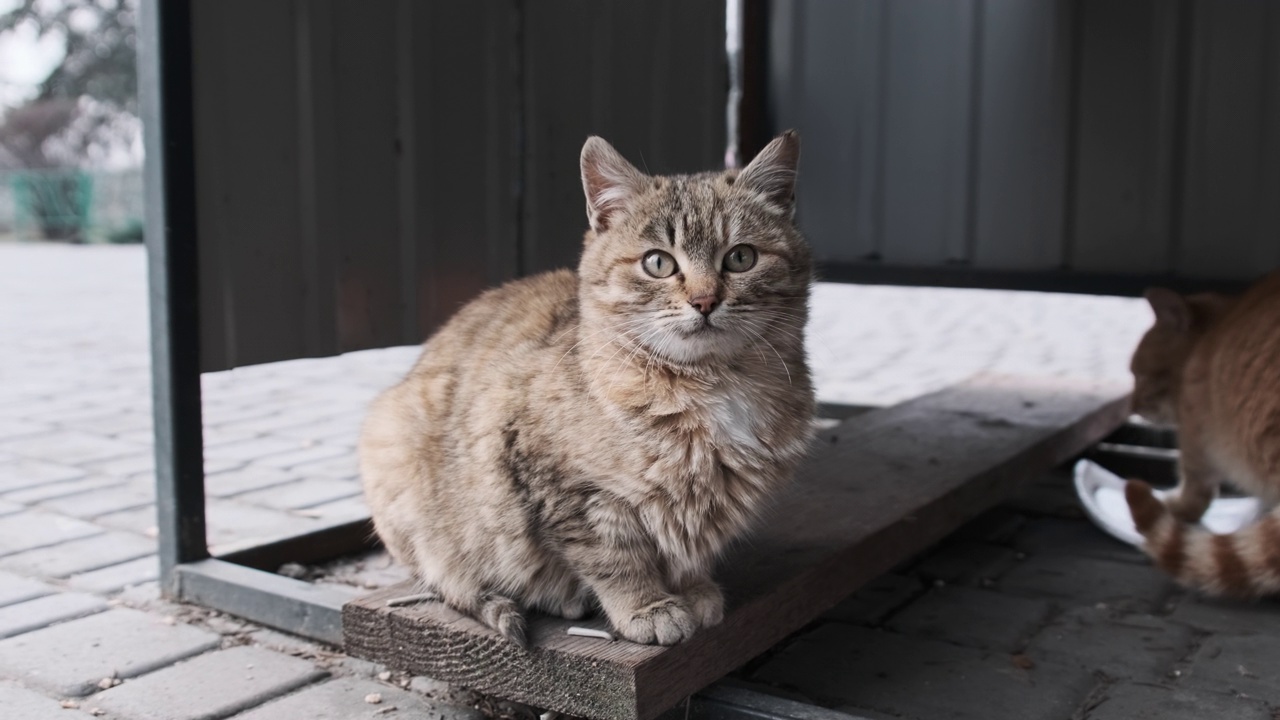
[359,132,815,646]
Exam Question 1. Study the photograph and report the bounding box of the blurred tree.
[0,0,138,169]
[0,0,138,241]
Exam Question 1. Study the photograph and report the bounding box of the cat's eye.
[642,250,677,278]
[723,244,757,273]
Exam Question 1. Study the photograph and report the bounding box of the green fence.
[0,168,144,243]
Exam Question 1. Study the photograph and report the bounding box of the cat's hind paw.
[684,582,725,628]
[478,593,527,647]
[614,597,696,645]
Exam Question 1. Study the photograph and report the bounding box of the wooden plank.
[1069,0,1181,275]
[971,0,1073,270]
[344,375,1129,720]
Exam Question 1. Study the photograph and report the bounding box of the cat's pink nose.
[689,294,719,316]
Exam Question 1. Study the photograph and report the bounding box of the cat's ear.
[581,137,646,233]
[736,130,800,214]
[1144,288,1191,331]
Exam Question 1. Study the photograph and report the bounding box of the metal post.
[139,0,208,596]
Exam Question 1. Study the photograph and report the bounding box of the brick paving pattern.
[3,243,1276,718]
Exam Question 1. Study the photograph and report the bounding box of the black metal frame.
[141,0,372,647]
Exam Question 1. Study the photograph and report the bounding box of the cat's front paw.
[683,582,724,627]
[614,597,696,645]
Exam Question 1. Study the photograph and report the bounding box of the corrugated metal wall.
[766,0,1280,291]
[192,0,726,372]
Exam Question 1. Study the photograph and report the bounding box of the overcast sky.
[0,0,68,111]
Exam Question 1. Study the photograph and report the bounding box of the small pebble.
[365,693,383,705]
[378,671,393,681]
[60,700,79,709]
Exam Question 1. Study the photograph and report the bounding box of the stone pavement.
[6,242,1273,719]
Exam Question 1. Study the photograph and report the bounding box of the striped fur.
[360,134,815,645]
[1124,268,1280,596]
[1127,481,1280,597]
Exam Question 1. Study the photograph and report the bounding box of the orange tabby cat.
[1125,268,1280,596]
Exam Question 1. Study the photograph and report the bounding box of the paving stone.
[0,531,154,578]
[287,452,360,480]
[1004,468,1084,519]
[237,676,487,720]
[0,570,57,607]
[1026,607,1195,682]
[273,417,363,445]
[297,495,369,524]
[235,478,361,511]
[205,456,248,475]
[83,452,155,479]
[1168,594,1280,635]
[0,608,221,696]
[67,556,159,594]
[205,465,298,498]
[1082,683,1271,720]
[0,511,104,558]
[754,624,1097,720]
[0,683,80,719]
[823,575,924,626]
[0,592,107,639]
[949,507,1026,544]
[1011,518,1147,566]
[887,585,1052,653]
[0,498,21,516]
[997,554,1175,611]
[4,475,127,504]
[38,484,154,519]
[910,542,1020,586]
[0,418,56,440]
[0,429,147,465]
[61,411,153,438]
[198,501,323,553]
[204,437,310,465]
[202,423,267,448]
[91,645,328,720]
[0,457,85,491]
[1181,634,1280,702]
[249,444,352,472]
[93,505,157,535]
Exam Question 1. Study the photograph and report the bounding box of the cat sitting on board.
[359,133,815,645]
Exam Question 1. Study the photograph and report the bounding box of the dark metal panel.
[294,0,342,357]
[971,0,1073,270]
[407,0,522,336]
[193,0,311,369]
[139,0,208,594]
[1068,0,1181,275]
[1178,0,1280,279]
[879,0,977,265]
[770,1,884,264]
[521,0,728,275]
[324,0,407,351]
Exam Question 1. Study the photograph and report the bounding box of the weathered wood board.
[344,375,1130,720]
